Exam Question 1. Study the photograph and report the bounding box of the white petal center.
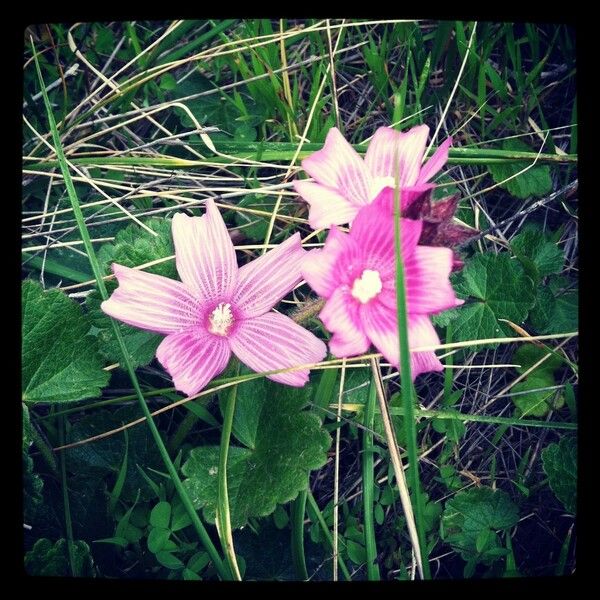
[351,269,382,304]
[208,302,234,336]
[371,175,396,200]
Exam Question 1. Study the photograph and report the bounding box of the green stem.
[31,40,231,581]
[58,415,76,576]
[216,361,242,581]
[393,175,431,579]
[362,376,380,580]
[290,490,309,580]
[306,491,352,581]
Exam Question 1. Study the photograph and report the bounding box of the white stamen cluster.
[351,269,382,304]
[208,302,234,336]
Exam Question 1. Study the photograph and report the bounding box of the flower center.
[351,269,382,304]
[208,302,234,336]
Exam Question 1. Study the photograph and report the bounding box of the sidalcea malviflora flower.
[101,199,326,396]
[293,125,452,230]
[301,188,463,379]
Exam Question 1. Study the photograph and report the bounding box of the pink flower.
[301,190,463,379]
[294,125,452,230]
[102,199,327,396]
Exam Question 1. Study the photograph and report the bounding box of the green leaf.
[147,527,171,554]
[155,551,185,570]
[488,139,553,199]
[441,487,519,565]
[346,539,367,565]
[511,225,564,284]
[150,501,172,529]
[22,280,110,403]
[23,452,44,523]
[449,253,536,345]
[66,406,163,501]
[182,378,331,528]
[513,344,563,376]
[530,284,578,335]
[512,373,563,418]
[542,436,577,514]
[24,538,94,577]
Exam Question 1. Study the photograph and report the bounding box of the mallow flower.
[102,199,327,396]
[301,188,463,378]
[293,124,452,230]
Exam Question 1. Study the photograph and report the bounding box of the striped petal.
[320,287,370,357]
[233,233,306,319]
[417,137,452,184]
[405,246,463,314]
[230,312,327,387]
[293,180,360,229]
[365,125,429,187]
[361,302,443,379]
[101,263,201,334]
[156,330,231,397]
[172,199,237,303]
[302,227,358,298]
[301,127,373,207]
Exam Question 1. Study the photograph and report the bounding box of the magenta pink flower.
[101,199,327,396]
[301,190,463,379]
[293,125,452,230]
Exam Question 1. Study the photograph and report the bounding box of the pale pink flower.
[102,199,327,396]
[294,125,452,230]
[302,189,463,379]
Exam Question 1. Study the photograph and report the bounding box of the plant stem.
[362,375,380,580]
[216,361,242,581]
[31,39,231,581]
[393,171,431,579]
[290,490,309,580]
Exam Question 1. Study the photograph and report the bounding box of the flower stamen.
[351,269,382,304]
[208,302,234,336]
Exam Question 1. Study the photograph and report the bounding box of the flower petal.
[293,180,359,229]
[365,125,429,187]
[352,195,423,275]
[233,233,305,319]
[301,127,373,207]
[405,246,462,314]
[417,137,452,184]
[320,287,370,357]
[302,227,357,298]
[230,312,327,386]
[156,330,231,397]
[172,199,237,302]
[101,263,201,334]
[361,303,443,379]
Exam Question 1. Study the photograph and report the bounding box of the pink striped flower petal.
[101,263,201,334]
[233,233,306,318]
[365,125,429,187]
[301,127,373,207]
[405,246,463,314]
[293,180,360,229]
[302,227,358,297]
[172,199,237,303]
[230,312,327,386]
[361,302,443,379]
[320,287,370,357]
[417,137,452,184]
[156,330,231,396]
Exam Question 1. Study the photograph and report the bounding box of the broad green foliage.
[23,453,43,524]
[511,225,564,285]
[542,436,577,514]
[90,218,177,367]
[24,538,95,577]
[530,279,578,334]
[22,280,110,403]
[441,487,519,570]
[488,139,553,199]
[182,378,332,528]
[511,345,565,417]
[441,253,536,344]
[66,406,163,501]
